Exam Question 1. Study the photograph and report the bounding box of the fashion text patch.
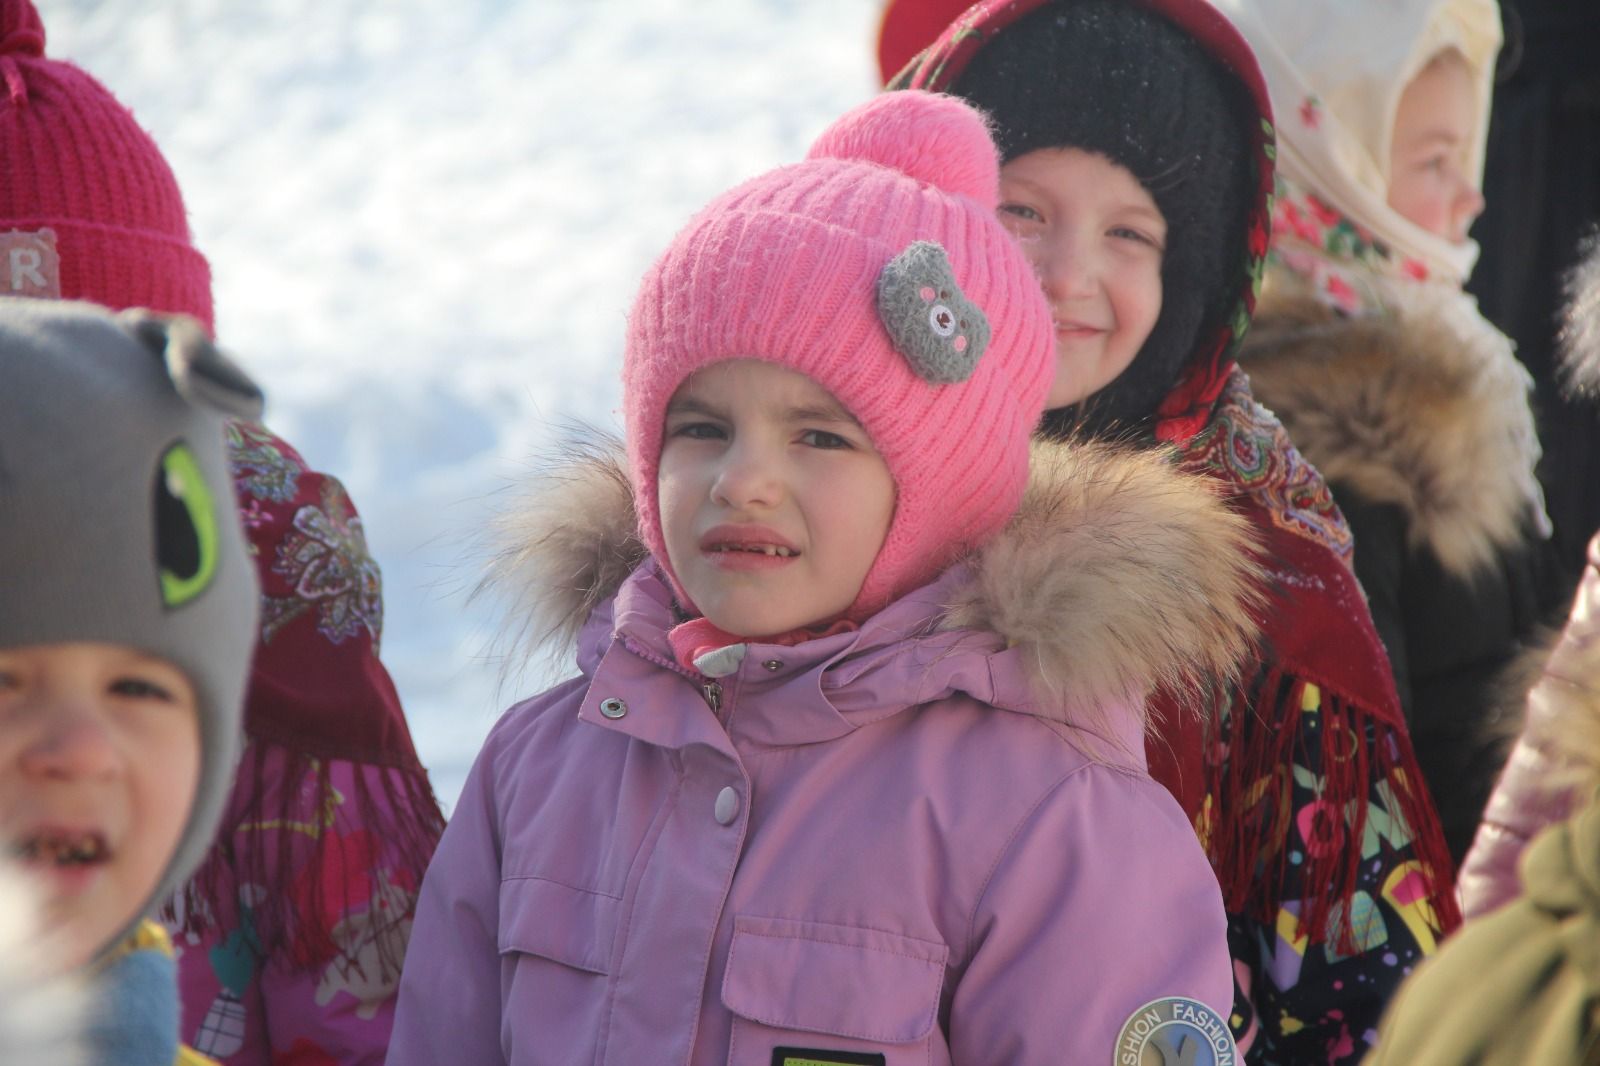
[1114,996,1238,1066]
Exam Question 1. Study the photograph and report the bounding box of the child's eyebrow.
[665,395,722,418]
[1409,129,1464,148]
[786,401,862,426]
[666,393,860,427]
[1119,203,1166,223]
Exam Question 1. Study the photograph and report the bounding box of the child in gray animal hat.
[0,298,263,1066]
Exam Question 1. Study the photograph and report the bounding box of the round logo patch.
[1114,997,1238,1066]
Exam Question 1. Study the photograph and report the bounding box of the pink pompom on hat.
[0,0,213,332]
[625,90,1054,621]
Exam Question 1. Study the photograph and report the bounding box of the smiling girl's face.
[1387,49,1485,245]
[998,147,1166,409]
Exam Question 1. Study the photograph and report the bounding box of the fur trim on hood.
[1241,272,1546,579]
[478,429,1262,734]
[1560,232,1600,400]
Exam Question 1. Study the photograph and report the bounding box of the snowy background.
[44,0,885,811]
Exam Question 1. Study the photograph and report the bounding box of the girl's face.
[657,360,896,638]
[998,148,1165,409]
[0,642,200,971]
[1387,50,1485,244]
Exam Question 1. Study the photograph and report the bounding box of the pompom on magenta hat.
[0,0,213,332]
[624,90,1055,620]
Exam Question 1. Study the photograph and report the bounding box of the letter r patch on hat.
[0,228,62,299]
[876,240,990,384]
[771,1049,885,1066]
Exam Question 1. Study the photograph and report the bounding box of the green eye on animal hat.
[156,441,220,608]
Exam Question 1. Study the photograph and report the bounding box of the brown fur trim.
[941,438,1262,732]
[1240,276,1540,578]
[1479,625,1567,757]
[481,430,1261,734]
[1559,232,1600,399]
[474,430,646,685]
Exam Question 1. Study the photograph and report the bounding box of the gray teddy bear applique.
[876,240,991,384]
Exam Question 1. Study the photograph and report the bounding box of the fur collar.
[1560,235,1600,399]
[478,431,1261,732]
[1239,272,1547,578]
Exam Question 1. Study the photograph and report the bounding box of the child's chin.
[27,870,141,965]
[35,905,117,973]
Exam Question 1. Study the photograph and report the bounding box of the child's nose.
[1455,184,1486,238]
[710,443,782,509]
[18,711,119,781]
[1031,232,1095,303]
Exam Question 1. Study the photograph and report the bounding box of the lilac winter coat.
[388,439,1263,1066]
[1458,533,1600,917]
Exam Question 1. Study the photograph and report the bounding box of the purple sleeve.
[948,765,1233,1065]
[387,722,508,1066]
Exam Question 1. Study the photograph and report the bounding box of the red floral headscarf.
[177,422,445,971]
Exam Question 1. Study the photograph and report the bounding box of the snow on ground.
[44,0,884,811]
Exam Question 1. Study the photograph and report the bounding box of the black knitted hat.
[953,0,1256,437]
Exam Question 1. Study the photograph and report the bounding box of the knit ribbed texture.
[625,91,1054,619]
[0,0,211,330]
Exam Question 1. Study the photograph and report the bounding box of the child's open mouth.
[11,827,111,879]
[699,526,803,568]
[709,543,797,558]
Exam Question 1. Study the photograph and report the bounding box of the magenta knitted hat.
[0,0,212,332]
[625,90,1054,620]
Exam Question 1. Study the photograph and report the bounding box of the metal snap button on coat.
[598,697,627,719]
[714,786,741,826]
[762,659,783,672]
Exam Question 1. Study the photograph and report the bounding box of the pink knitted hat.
[0,0,213,332]
[625,90,1054,620]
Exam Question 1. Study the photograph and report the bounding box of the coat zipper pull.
[703,681,723,716]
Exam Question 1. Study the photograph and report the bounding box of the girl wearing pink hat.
[389,89,1262,1065]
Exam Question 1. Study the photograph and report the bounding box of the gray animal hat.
[0,298,262,951]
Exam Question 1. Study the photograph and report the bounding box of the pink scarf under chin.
[667,616,858,674]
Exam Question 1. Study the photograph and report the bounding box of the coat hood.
[1241,273,1548,579]
[891,0,1278,444]
[480,431,1261,749]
